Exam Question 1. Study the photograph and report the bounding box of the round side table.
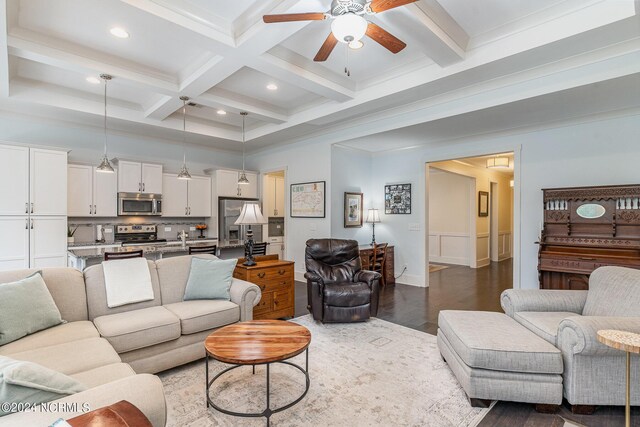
[597,329,640,427]
[204,320,311,427]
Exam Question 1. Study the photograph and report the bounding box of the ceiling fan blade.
[366,22,406,53]
[263,13,326,23]
[370,0,418,13]
[314,33,339,62]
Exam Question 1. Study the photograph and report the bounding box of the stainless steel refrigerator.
[218,198,263,244]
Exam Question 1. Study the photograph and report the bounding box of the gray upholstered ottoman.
[437,310,563,410]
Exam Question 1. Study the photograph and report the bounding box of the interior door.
[30,148,67,216]
[93,167,118,217]
[68,165,93,217]
[0,145,29,215]
[0,217,29,271]
[188,176,211,217]
[30,216,67,268]
[141,163,163,194]
[161,174,188,217]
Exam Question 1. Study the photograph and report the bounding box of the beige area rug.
[429,264,449,273]
[159,315,489,426]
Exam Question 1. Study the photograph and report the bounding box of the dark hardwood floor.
[294,260,638,426]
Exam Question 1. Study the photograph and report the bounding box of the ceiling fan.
[263,0,417,62]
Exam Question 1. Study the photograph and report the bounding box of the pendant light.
[238,111,250,185]
[96,74,115,173]
[177,96,192,180]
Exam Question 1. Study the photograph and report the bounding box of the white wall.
[330,145,373,244]
[428,169,472,266]
[247,140,332,280]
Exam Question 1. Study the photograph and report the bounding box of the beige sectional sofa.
[0,255,261,426]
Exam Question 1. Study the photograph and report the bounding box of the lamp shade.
[234,202,267,225]
[365,208,381,223]
[486,157,510,168]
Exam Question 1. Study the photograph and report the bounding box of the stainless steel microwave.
[118,192,162,216]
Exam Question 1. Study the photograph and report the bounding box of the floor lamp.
[234,202,267,266]
[366,208,381,246]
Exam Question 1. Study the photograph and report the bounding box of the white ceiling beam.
[197,89,287,124]
[144,95,182,120]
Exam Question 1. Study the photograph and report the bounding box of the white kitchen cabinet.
[188,176,212,217]
[0,145,29,215]
[0,217,30,271]
[68,165,118,217]
[275,176,284,216]
[266,236,284,260]
[215,170,258,199]
[264,175,285,217]
[117,160,163,194]
[162,174,211,217]
[162,174,188,217]
[30,216,67,268]
[142,163,163,194]
[30,148,67,216]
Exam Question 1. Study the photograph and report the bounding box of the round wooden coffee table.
[205,320,311,426]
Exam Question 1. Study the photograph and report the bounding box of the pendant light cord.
[103,77,108,157]
[242,113,246,173]
[182,98,187,166]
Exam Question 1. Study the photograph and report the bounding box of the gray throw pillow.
[0,356,86,417]
[183,257,238,301]
[0,272,63,346]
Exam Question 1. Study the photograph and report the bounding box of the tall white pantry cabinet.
[0,144,67,271]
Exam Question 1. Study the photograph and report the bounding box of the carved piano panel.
[538,185,640,290]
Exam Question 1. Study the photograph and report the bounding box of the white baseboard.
[476,257,491,268]
[395,273,425,287]
[295,270,306,282]
[430,256,469,266]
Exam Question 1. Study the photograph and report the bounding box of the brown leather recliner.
[304,238,382,323]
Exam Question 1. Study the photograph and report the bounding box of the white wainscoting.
[429,232,470,266]
[498,231,513,261]
[476,233,490,268]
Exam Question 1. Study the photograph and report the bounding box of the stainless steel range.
[115,224,167,246]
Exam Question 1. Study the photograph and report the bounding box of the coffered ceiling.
[0,0,639,153]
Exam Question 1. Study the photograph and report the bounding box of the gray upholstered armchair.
[501,266,640,411]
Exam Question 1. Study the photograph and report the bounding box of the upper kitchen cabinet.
[215,169,258,199]
[264,175,285,217]
[116,160,163,194]
[68,164,118,217]
[0,145,29,215]
[0,145,66,216]
[162,174,211,217]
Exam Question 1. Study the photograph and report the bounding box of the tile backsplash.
[68,216,216,244]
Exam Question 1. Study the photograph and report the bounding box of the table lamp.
[365,208,381,246]
[234,201,267,266]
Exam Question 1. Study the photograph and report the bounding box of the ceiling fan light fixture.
[348,40,364,49]
[486,157,510,169]
[331,13,367,43]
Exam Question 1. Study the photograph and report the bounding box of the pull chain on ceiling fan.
[263,0,416,62]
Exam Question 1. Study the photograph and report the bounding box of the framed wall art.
[478,191,489,217]
[385,184,411,214]
[290,181,326,218]
[344,192,363,228]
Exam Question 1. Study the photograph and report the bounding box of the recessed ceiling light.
[109,27,130,39]
[216,109,227,115]
[86,76,101,84]
[266,83,278,91]
[348,40,364,50]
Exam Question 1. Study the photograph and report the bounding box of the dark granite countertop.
[68,243,212,260]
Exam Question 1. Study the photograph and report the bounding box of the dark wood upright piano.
[538,184,640,290]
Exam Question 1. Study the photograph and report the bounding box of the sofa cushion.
[0,268,88,322]
[93,306,180,353]
[583,266,640,316]
[438,310,563,374]
[0,356,86,417]
[84,260,162,320]
[156,254,218,304]
[183,257,237,301]
[164,300,240,335]
[0,321,98,356]
[0,273,63,346]
[69,363,135,389]
[514,312,579,345]
[324,282,371,307]
[7,338,120,376]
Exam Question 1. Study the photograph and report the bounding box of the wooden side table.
[67,400,151,427]
[597,329,640,427]
[233,255,295,319]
